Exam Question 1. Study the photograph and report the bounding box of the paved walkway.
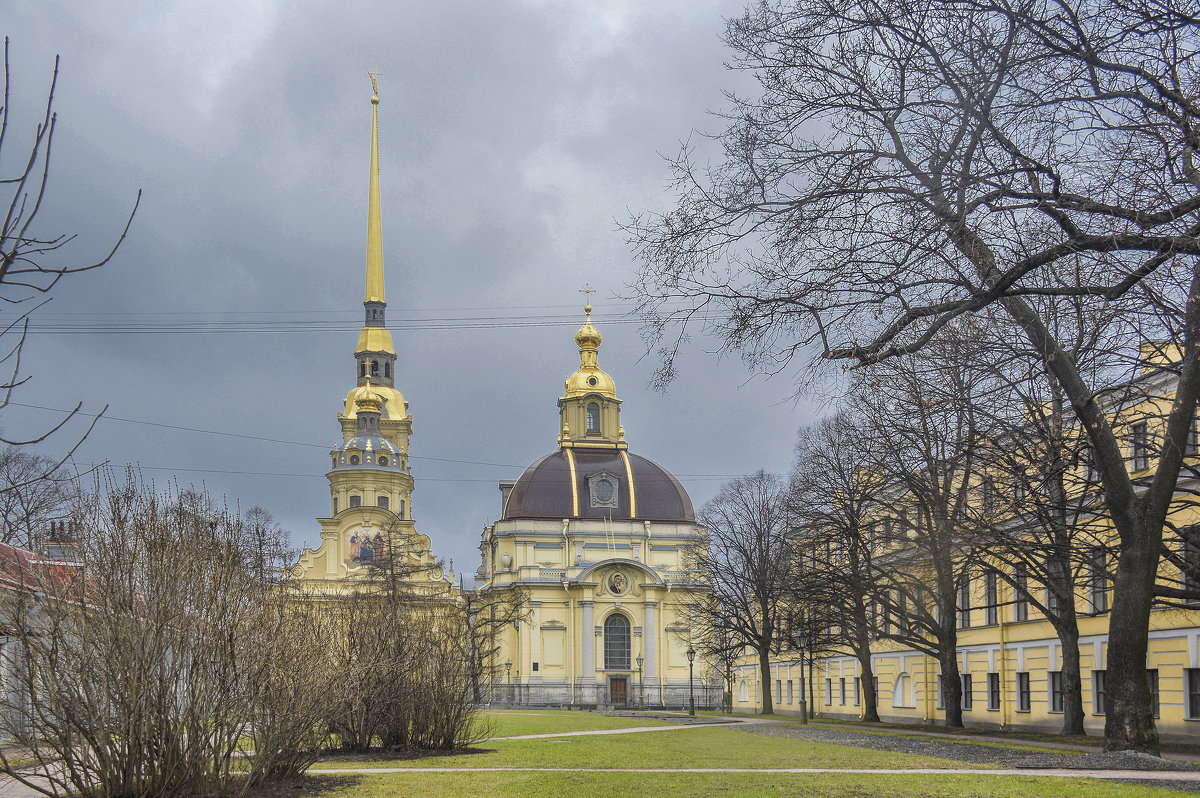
[307,764,1200,783]
[485,720,734,741]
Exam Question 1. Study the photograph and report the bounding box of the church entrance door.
[609,676,628,706]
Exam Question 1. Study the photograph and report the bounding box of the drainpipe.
[999,602,1008,729]
[922,655,931,723]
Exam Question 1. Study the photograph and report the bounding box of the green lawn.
[294,771,1195,798]
[478,709,667,738]
[310,726,976,770]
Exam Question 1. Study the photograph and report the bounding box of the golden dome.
[564,302,616,399]
[574,303,602,349]
[354,379,383,413]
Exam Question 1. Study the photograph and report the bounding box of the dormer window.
[588,471,619,509]
[350,455,360,465]
[586,402,600,433]
[379,456,388,466]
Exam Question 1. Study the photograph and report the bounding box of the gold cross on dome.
[578,283,596,315]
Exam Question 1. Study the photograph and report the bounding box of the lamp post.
[636,653,644,709]
[686,645,696,716]
[793,629,808,724]
[505,659,513,708]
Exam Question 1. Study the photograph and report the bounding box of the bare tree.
[0,472,332,797]
[791,412,888,721]
[690,470,794,714]
[0,39,138,473]
[0,446,72,547]
[847,332,1002,728]
[628,0,1200,752]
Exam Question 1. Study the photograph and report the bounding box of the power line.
[11,401,769,481]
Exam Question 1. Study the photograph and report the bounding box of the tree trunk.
[853,603,880,722]
[939,650,963,728]
[1104,523,1160,753]
[1056,620,1086,736]
[857,649,879,722]
[758,646,774,714]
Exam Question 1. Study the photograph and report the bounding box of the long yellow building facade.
[732,346,1200,742]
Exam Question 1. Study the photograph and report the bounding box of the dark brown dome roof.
[502,448,694,522]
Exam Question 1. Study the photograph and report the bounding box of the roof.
[502,448,694,522]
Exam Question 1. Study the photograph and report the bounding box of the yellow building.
[475,304,709,707]
[292,79,452,598]
[732,345,1200,742]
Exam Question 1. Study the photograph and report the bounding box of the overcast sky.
[4,0,817,580]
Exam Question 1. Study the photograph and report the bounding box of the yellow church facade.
[474,306,709,707]
[291,79,454,599]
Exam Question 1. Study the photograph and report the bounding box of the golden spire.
[365,71,385,305]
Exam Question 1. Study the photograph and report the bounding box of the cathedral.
[291,79,453,598]
[474,304,709,707]
[291,80,708,707]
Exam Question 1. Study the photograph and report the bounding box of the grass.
[288,771,1197,797]
[477,708,665,738]
[310,726,977,770]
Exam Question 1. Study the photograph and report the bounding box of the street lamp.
[686,645,696,716]
[636,653,644,708]
[505,659,513,708]
[793,629,808,724]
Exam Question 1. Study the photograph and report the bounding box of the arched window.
[377,496,389,510]
[738,680,747,702]
[891,673,912,708]
[350,455,360,465]
[370,360,379,377]
[384,362,391,378]
[603,613,631,669]
[399,500,405,518]
[359,361,366,378]
[586,402,600,433]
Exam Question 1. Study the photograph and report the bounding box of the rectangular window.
[1188,416,1200,457]
[398,499,406,519]
[957,576,971,628]
[854,677,861,706]
[987,672,1000,711]
[1011,477,1026,509]
[1183,529,1200,603]
[532,662,539,672]
[1014,563,1029,622]
[984,571,998,626]
[1089,547,1108,613]
[1148,669,1160,718]
[349,495,361,508]
[776,679,782,703]
[1094,670,1107,716]
[1130,421,1150,471]
[981,477,996,514]
[332,497,338,514]
[961,673,973,710]
[1188,669,1200,719]
[881,597,892,635]
[1017,672,1031,712]
[1049,671,1063,713]
[377,495,389,510]
[825,678,832,705]
[839,677,846,705]
[787,679,793,705]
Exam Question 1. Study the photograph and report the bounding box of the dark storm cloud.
[4,0,813,576]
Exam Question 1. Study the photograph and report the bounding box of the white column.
[644,601,658,678]
[582,601,595,682]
